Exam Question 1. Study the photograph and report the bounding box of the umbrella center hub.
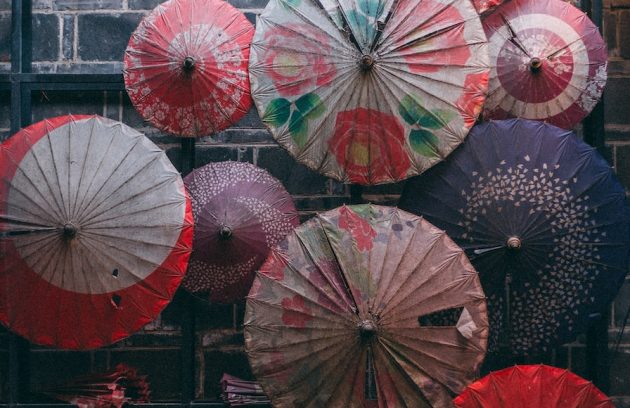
[506,236,521,250]
[359,319,378,339]
[219,225,233,240]
[360,54,375,71]
[63,223,78,239]
[529,57,542,73]
[183,56,196,73]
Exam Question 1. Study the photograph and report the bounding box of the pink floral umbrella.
[181,161,299,303]
[249,0,490,185]
[123,0,254,137]
[481,0,607,129]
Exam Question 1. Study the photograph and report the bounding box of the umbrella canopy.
[481,0,607,129]
[181,161,299,303]
[123,0,254,137]
[245,204,488,407]
[454,365,614,407]
[0,115,193,349]
[249,0,489,185]
[399,119,630,354]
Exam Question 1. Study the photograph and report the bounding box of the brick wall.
[0,0,629,403]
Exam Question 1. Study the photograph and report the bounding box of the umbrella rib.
[259,14,352,55]
[378,231,448,315]
[317,344,365,408]
[70,117,95,220]
[72,122,118,222]
[246,294,351,327]
[372,341,429,407]
[256,272,352,319]
[43,124,70,220]
[75,134,144,223]
[247,331,351,353]
[6,148,66,222]
[293,230,357,313]
[382,273,480,324]
[0,183,61,226]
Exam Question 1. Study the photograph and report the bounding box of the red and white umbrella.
[482,0,607,129]
[0,115,193,349]
[124,0,254,137]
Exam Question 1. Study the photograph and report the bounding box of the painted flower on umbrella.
[396,0,471,74]
[456,72,489,127]
[262,23,337,97]
[328,108,410,184]
[281,295,313,328]
[338,206,377,252]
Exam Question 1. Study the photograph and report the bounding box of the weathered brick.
[195,145,239,166]
[604,77,630,125]
[31,90,105,122]
[55,62,123,73]
[611,0,630,7]
[619,10,630,58]
[227,0,268,8]
[611,347,630,395]
[614,145,630,188]
[32,14,59,61]
[211,128,274,144]
[77,13,143,61]
[0,90,9,130]
[294,196,349,211]
[62,14,74,60]
[0,0,9,10]
[128,0,165,9]
[604,10,617,52]
[614,277,630,326]
[256,146,329,195]
[0,14,10,62]
[55,0,123,10]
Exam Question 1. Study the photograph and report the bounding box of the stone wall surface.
[0,0,629,403]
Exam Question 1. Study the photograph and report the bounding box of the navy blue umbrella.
[399,119,629,354]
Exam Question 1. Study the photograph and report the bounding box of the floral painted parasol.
[249,0,489,185]
[245,205,488,407]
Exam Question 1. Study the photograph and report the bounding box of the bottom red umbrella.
[454,365,613,408]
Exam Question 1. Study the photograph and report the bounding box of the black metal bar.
[179,138,196,403]
[350,185,363,204]
[11,0,31,74]
[7,335,29,405]
[586,311,610,393]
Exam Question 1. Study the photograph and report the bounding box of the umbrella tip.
[359,319,377,339]
[360,54,375,71]
[506,236,522,250]
[529,58,542,73]
[219,225,233,240]
[183,56,196,73]
[62,223,78,239]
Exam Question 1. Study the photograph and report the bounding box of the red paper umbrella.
[123,0,254,137]
[0,115,193,349]
[482,0,607,129]
[454,365,614,407]
[181,161,299,303]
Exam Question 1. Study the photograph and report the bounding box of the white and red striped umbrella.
[0,115,193,349]
[482,0,607,129]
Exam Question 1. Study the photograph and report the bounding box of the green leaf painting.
[410,129,440,158]
[399,94,455,129]
[295,93,325,120]
[263,98,291,127]
[288,110,308,148]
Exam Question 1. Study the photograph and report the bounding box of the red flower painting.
[328,108,411,184]
[262,24,337,97]
[338,206,377,252]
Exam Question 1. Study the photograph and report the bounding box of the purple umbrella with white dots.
[182,161,299,303]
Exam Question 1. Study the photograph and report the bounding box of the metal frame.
[1,0,608,404]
